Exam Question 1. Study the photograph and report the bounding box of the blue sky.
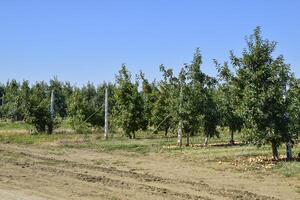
[0,0,299,85]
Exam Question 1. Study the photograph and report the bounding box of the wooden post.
[104,87,109,140]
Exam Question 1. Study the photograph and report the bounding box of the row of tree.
[0,27,299,159]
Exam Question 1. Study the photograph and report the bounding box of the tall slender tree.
[19,80,31,121]
[113,64,144,139]
[26,81,56,133]
[229,27,292,160]
[49,78,68,118]
[4,80,21,121]
[286,77,300,159]
[67,89,90,133]
[152,65,175,136]
[216,61,243,144]
[139,71,155,131]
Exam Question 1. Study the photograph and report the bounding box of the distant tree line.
[0,27,299,160]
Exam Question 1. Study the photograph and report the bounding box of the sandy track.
[0,144,298,200]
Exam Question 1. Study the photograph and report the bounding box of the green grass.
[273,161,300,177]
[0,132,78,145]
[0,121,32,130]
[59,119,73,129]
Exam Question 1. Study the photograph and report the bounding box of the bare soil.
[0,144,299,200]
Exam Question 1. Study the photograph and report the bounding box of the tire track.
[0,146,278,200]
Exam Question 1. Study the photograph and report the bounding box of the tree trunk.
[186,131,190,146]
[204,136,209,146]
[47,125,53,134]
[126,132,132,139]
[191,130,194,137]
[164,127,168,137]
[271,141,279,160]
[37,125,46,133]
[229,130,235,145]
[132,131,136,139]
[0,94,3,106]
[286,141,293,161]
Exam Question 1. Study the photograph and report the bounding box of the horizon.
[1,1,299,85]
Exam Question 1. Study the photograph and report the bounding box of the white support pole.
[178,85,183,147]
[178,122,182,147]
[104,87,109,140]
[50,90,55,120]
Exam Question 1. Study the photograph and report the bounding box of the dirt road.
[0,144,299,200]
